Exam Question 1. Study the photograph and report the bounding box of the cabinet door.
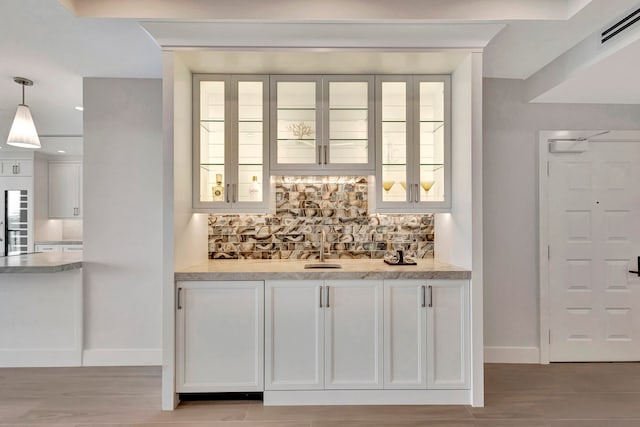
[324,280,383,390]
[49,163,80,218]
[383,280,427,389]
[375,76,413,210]
[176,281,264,393]
[270,76,322,171]
[323,76,374,172]
[265,280,324,390]
[2,160,33,176]
[413,76,451,210]
[426,280,469,389]
[194,75,230,209]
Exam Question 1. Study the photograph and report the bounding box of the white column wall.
[83,78,163,365]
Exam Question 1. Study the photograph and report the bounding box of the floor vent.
[601,6,640,44]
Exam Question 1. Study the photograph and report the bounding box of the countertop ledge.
[0,253,83,273]
[175,259,471,281]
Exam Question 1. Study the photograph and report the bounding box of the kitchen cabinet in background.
[1,159,33,176]
[49,162,82,218]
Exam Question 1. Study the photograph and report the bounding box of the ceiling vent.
[601,6,640,44]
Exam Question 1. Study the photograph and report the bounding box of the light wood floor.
[1,363,640,426]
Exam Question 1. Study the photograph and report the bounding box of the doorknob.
[629,256,640,277]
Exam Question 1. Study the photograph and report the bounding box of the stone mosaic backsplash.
[208,176,434,260]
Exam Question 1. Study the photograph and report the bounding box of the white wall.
[162,51,208,410]
[434,52,484,407]
[483,77,640,362]
[83,78,163,365]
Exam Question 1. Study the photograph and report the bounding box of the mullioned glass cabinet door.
[194,74,269,212]
[270,75,374,174]
[375,75,451,213]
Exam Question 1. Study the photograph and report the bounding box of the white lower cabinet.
[176,281,264,393]
[265,280,383,391]
[384,279,469,390]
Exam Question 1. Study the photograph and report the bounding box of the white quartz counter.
[0,252,82,273]
[175,258,470,281]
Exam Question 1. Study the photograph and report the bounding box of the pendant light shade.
[7,77,41,149]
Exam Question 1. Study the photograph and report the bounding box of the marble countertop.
[175,258,471,281]
[0,252,83,273]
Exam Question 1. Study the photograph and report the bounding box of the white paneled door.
[549,141,640,361]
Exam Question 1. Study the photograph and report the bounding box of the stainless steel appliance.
[4,190,29,255]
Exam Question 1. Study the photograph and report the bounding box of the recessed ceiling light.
[74,106,84,111]
[57,150,66,153]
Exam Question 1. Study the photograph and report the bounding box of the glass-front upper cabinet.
[270,75,374,174]
[194,74,269,211]
[375,75,451,212]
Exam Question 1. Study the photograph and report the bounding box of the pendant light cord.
[22,82,25,105]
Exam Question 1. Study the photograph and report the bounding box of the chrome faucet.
[320,228,327,262]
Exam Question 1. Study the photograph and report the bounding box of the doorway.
[539,131,640,362]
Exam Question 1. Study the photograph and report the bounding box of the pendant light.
[7,77,41,149]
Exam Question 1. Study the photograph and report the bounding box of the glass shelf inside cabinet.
[419,163,444,171]
[420,121,445,132]
[200,163,224,172]
[200,120,224,132]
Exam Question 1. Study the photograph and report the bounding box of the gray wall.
[83,78,163,365]
[483,77,640,356]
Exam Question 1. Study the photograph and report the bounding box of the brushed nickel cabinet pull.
[415,183,420,203]
[324,146,328,165]
[232,183,237,203]
[428,285,433,308]
[421,285,426,308]
[177,288,183,310]
[326,286,330,308]
[226,184,230,203]
[319,286,323,308]
[317,145,322,165]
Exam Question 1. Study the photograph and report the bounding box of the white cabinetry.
[384,279,469,390]
[49,162,82,218]
[270,75,375,174]
[176,281,264,392]
[265,280,383,391]
[375,76,451,212]
[193,75,270,211]
[1,159,32,176]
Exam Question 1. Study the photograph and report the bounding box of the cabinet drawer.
[62,245,83,252]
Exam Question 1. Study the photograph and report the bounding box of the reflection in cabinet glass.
[194,75,269,211]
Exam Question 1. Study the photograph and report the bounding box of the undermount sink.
[304,263,343,269]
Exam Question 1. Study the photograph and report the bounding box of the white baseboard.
[264,389,471,406]
[484,346,540,363]
[82,348,162,366]
[0,349,81,367]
